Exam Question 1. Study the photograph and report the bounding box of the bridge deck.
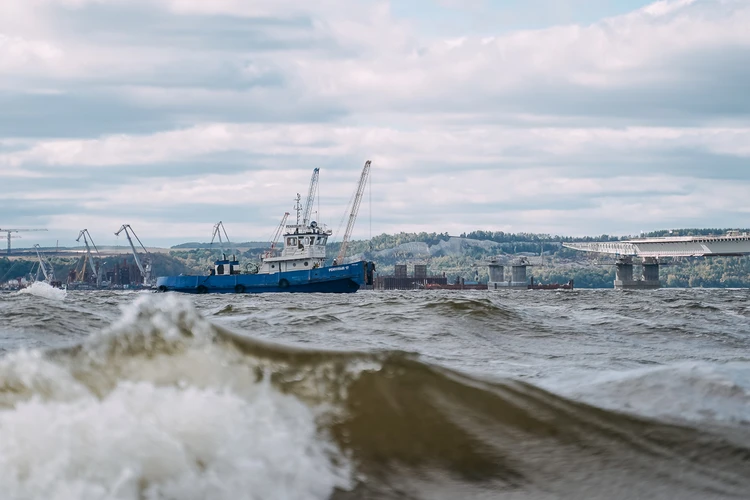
[563,234,750,257]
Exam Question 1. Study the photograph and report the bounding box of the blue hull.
[156,261,374,294]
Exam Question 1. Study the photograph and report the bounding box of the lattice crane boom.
[115,224,152,284]
[265,212,290,258]
[76,229,101,284]
[32,244,55,282]
[336,160,371,264]
[210,221,237,258]
[302,168,320,226]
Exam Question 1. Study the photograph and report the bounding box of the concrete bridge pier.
[488,261,504,283]
[488,259,530,290]
[641,257,660,287]
[511,262,527,286]
[615,256,634,284]
[614,256,660,289]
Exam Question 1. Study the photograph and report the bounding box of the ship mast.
[294,193,302,226]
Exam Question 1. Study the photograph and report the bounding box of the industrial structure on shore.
[1,225,153,290]
[374,260,572,291]
[487,257,573,290]
[564,231,750,289]
[373,264,449,290]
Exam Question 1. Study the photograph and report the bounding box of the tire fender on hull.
[235,284,246,293]
[279,278,290,289]
[196,284,208,294]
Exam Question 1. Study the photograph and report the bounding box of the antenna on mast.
[294,193,302,226]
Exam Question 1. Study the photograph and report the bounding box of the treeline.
[459,230,624,243]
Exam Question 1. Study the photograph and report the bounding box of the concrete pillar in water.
[641,257,660,288]
[511,263,527,285]
[615,255,660,289]
[488,262,504,283]
[615,256,634,284]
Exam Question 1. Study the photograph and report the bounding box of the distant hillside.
[171,241,271,249]
[339,230,750,288]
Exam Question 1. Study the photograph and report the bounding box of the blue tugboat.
[156,162,375,294]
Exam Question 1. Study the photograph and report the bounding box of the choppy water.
[1,284,749,499]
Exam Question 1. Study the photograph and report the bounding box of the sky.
[1,0,749,248]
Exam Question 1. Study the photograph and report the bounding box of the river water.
[0,284,749,499]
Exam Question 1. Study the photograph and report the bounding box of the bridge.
[563,231,750,289]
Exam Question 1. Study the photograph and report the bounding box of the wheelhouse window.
[287,237,297,246]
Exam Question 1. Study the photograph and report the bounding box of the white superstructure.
[258,221,331,274]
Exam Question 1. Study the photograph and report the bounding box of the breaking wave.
[16,281,66,301]
[1,294,749,499]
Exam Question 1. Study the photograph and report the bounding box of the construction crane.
[302,168,320,226]
[0,228,48,255]
[76,229,102,286]
[336,160,371,264]
[114,224,152,285]
[210,221,237,258]
[32,244,56,283]
[264,212,290,259]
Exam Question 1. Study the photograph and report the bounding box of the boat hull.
[156,261,374,294]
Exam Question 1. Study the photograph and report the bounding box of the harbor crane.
[32,244,56,283]
[264,212,290,259]
[210,221,237,258]
[76,229,102,286]
[336,160,371,264]
[114,224,152,285]
[302,168,320,226]
[0,228,48,255]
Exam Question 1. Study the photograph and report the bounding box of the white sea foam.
[0,294,352,500]
[0,349,90,406]
[0,380,350,500]
[541,362,750,425]
[16,281,66,301]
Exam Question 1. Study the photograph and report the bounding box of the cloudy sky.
[1,0,749,248]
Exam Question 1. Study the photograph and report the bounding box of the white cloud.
[0,0,749,244]
[0,34,62,72]
[3,124,749,171]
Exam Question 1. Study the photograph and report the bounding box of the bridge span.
[563,231,750,289]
